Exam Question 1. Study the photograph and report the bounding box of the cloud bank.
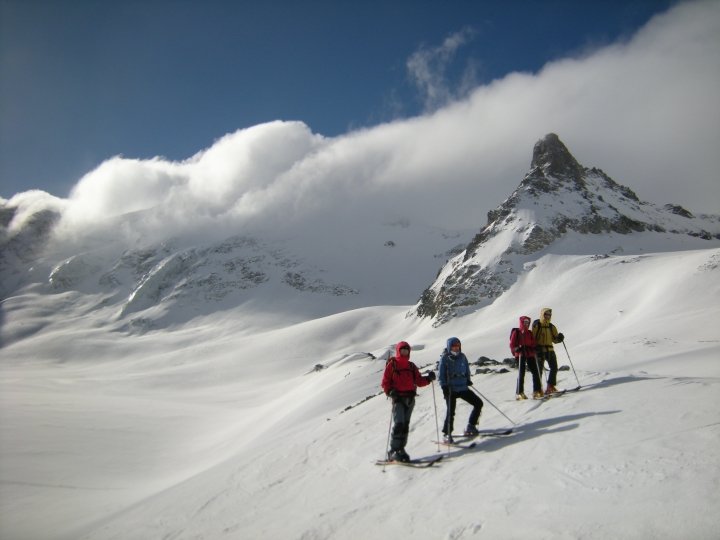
[5,0,718,252]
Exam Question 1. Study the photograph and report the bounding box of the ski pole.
[431,381,441,452]
[562,341,581,388]
[532,355,543,393]
[446,361,454,438]
[383,401,393,469]
[536,351,545,379]
[469,386,517,426]
[515,352,524,396]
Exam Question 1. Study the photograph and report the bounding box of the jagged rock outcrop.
[414,133,720,325]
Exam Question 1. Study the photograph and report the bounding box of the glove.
[426,371,436,381]
[514,346,522,353]
[557,333,565,343]
[467,379,473,386]
[387,389,397,398]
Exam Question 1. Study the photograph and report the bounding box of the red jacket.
[510,316,537,358]
[381,341,431,398]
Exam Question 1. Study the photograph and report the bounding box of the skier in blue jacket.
[438,337,483,443]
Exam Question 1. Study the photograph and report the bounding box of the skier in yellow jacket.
[532,307,565,395]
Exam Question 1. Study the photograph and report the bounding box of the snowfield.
[2,247,719,540]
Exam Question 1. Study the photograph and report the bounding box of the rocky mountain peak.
[413,134,720,325]
[528,132,586,187]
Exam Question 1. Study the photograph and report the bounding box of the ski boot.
[464,425,479,437]
[532,391,544,399]
[516,393,528,400]
[545,385,557,395]
[443,433,454,444]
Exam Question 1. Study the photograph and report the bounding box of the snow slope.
[1,246,719,540]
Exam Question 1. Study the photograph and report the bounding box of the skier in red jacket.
[510,316,543,400]
[381,341,435,462]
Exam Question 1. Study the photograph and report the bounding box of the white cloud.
[65,157,185,221]
[406,27,478,112]
[184,121,325,209]
[24,0,719,253]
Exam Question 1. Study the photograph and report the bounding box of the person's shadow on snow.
[436,410,621,460]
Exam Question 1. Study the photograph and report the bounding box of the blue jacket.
[438,337,472,392]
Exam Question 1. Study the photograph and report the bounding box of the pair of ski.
[376,428,515,467]
[539,389,568,401]
[375,455,444,468]
[541,385,582,400]
[433,428,514,449]
[519,387,576,403]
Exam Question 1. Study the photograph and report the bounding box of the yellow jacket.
[532,307,561,350]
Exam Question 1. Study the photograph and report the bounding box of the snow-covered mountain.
[414,133,720,325]
[0,202,470,338]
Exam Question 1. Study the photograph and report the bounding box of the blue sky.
[0,0,679,200]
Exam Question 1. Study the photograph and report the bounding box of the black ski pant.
[442,388,483,435]
[536,348,558,387]
[516,355,542,394]
[390,396,415,452]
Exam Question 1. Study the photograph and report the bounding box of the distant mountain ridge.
[8,232,361,333]
[414,133,720,325]
[0,203,460,335]
[0,196,367,333]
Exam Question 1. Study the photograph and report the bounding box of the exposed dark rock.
[664,204,694,219]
